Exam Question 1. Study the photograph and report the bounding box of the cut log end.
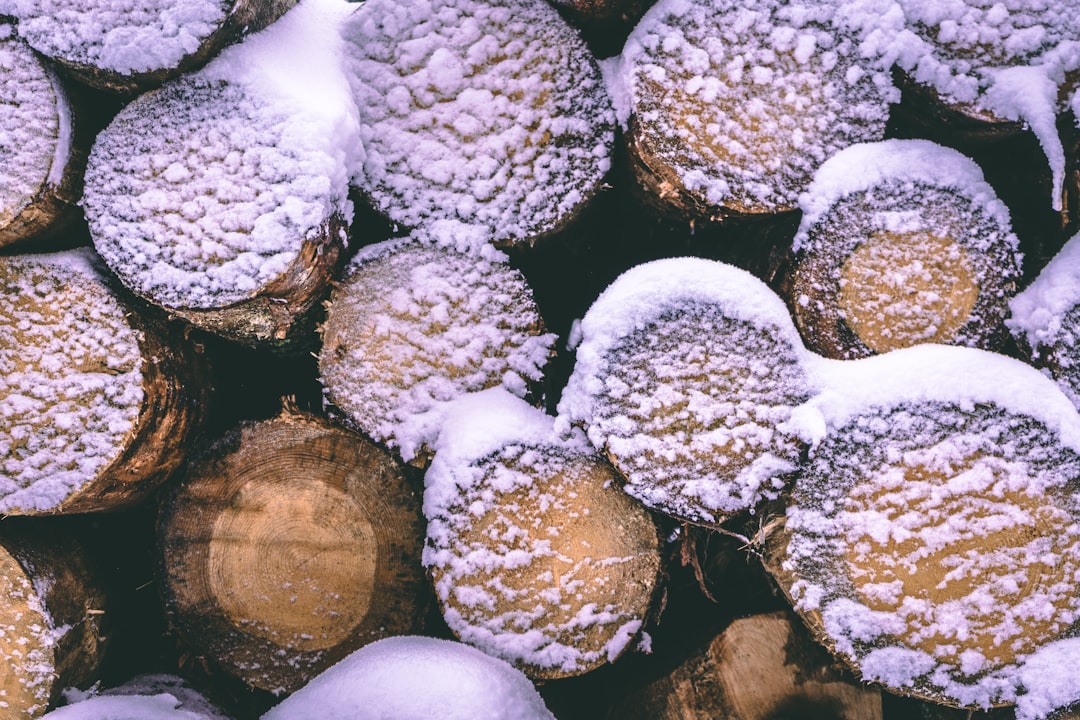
[158,412,430,693]
[430,445,664,680]
[318,239,554,464]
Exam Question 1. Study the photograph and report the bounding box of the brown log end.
[157,411,430,694]
[607,610,882,720]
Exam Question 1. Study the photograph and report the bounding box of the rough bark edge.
[34,0,299,96]
[0,521,110,712]
[164,213,348,351]
[34,304,210,515]
[155,410,431,694]
[0,52,87,250]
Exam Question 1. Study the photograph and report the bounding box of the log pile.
[3,0,1080,718]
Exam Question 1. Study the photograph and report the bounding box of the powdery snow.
[837,0,1080,211]
[0,249,144,513]
[84,0,358,310]
[342,0,614,248]
[782,344,1080,710]
[260,635,555,720]
[41,695,212,720]
[791,139,1021,357]
[619,0,897,212]
[319,237,556,463]
[556,257,814,525]
[0,26,70,222]
[0,0,227,75]
[423,389,654,676]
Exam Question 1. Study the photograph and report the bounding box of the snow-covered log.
[787,140,1021,359]
[43,674,232,720]
[0,250,206,515]
[1008,230,1080,412]
[82,0,357,349]
[156,412,430,694]
[557,258,814,528]
[0,0,297,94]
[615,0,895,222]
[0,523,109,717]
[605,610,882,720]
[0,26,84,248]
[424,390,665,680]
[762,345,1080,715]
[261,635,556,720]
[318,238,556,466]
[838,0,1080,212]
[341,0,615,248]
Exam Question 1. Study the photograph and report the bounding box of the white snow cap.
[1009,229,1080,352]
[0,0,227,75]
[260,635,555,720]
[84,0,358,310]
[794,138,1013,251]
[342,0,614,248]
[41,694,212,720]
[798,344,1080,453]
[837,0,1080,211]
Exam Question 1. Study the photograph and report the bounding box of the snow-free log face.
[342,0,615,248]
[620,0,895,218]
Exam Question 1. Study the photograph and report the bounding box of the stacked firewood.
[2,0,1080,718]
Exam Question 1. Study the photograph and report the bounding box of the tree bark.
[157,411,431,694]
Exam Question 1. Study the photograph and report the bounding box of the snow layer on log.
[557,257,814,525]
[779,345,1080,714]
[0,0,226,75]
[83,0,357,311]
[319,238,555,463]
[0,250,143,513]
[617,0,896,213]
[342,0,615,248]
[261,635,555,720]
[838,0,1080,210]
[424,389,661,678]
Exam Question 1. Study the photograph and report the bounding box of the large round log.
[617,0,896,222]
[82,0,356,349]
[605,610,882,720]
[0,521,110,717]
[1,0,297,94]
[318,238,555,465]
[787,139,1021,359]
[557,257,814,527]
[424,389,665,680]
[341,0,615,248]
[157,412,430,694]
[0,249,206,515]
[0,27,84,248]
[762,345,1080,712]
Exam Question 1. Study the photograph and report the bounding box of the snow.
[423,389,652,675]
[619,0,897,212]
[260,635,555,720]
[0,27,69,222]
[0,249,144,513]
[83,0,358,310]
[41,694,212,720]
[557,257,814,525]
[782,344,1080,710]
[837,0,1080,210]
[0,0,227,76]
[342,0,614,248]
[319,238,556,463]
